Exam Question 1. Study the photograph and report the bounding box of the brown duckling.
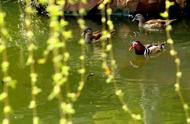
[132,14,176,31]
[82,27,115,43]
[129,40,165,56]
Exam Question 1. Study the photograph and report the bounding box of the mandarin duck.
[132,14,176,31]
[82,27,115,43]
[129,41,165,56]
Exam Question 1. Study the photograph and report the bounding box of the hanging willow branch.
[98,0,142,122]
[161,0,190,124]
[24,0,41,124]
[0,11,16,124]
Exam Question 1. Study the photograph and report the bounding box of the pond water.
[0,1,190,124]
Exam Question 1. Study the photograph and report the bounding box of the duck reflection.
[85,44,103,61]
[140,83,162,124]
[129,56,148,68]
[129,55,163,123]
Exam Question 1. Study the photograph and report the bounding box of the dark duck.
[129,41,165,56]
[132,14,176,32]
[82,27,115,43]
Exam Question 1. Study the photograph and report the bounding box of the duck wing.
[92,29,115,42]
[147,43,165,54]
[93,30,101,35]
[148,45,162,54]
[91,30,101,40]
[145,19,176,26]
[145,19,166,24]
[143,24,161,31]
[144,44,153,48]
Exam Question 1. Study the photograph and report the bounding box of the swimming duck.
[129,41,165,55]
[132,14,176,31]
[81,27,115,43]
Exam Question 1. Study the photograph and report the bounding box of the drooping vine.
[24,0,41,124]
[0,11,16,124]
[98,0,142,121]
[161,0,190,123]
[38,0,76,123]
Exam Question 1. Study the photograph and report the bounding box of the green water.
[1,1,190,124]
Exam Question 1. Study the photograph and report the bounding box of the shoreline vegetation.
[29,0,190,19]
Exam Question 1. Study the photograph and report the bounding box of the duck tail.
[166,19,177,25]
[170,19,177,22]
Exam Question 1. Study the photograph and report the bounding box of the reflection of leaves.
[92,110,119,120]
[129,56,147,68]
[93,109,140,124]
[104,67,111,76]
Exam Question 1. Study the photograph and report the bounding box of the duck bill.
[129,46,134,51]
[81,32,84,37]
[132,18,136,22]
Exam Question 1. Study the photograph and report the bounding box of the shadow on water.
[0,2,190,124]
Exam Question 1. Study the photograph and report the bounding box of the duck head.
[132,14,146,28]
[132,14,145,22]
[129,41,146,55]
[81,27,93,37]
[81,27,93,43]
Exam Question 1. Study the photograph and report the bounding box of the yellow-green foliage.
[0,11,15,124]
[98,0,142,122]
[161,0,190,124]
[25,1,41,124]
